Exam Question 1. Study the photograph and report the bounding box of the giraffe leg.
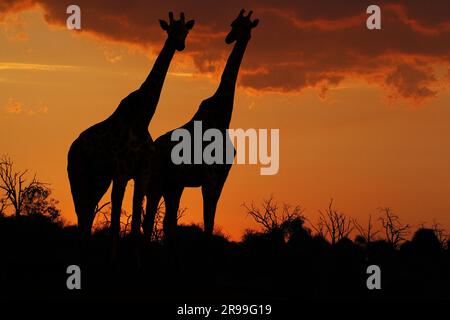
[74,199,96,269]
[143,186,163,242]
[71,171,111,246]
[130,177,146,269]
[74,200,95,238]
[202,180,225,236]
[88,174,112,229]
[162,186,183,271]
[131,177,145,237]
[110,178,127,262]
[162,186,184,244]
[70,170,91,240]
[70,170,110,290]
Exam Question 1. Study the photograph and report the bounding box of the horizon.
[1,2,450,241]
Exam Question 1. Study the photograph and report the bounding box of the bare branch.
[309,199,354,245]
[243,195,303,234]
[120,210,132,237]
[177,206,187,221]
[0,156,52,218]
[353,214,379,243]
[378,207,410,248]
[151,200,165,242]
[431,220,449,249]
[147,200,187,242]
[94,202,111,215]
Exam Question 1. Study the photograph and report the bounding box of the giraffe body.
[67,13,194,257]
[68,90,154,236]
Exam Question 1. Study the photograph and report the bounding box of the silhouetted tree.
[151,200,166,242]
[309,199,354,245]
[93,202,111,231]
[0,156,41,217]
[379,207,410,248]
[431,221,449,249]
[243,196,303,235]
[93,204,132,236]
[283,215,311,245]
[0,156,59,219]
[93,199,186,240]
[21,184,61,221]
[409,228,443,256]
[95,202,111,215]
[151,200,186,242]
[353,214,379,244]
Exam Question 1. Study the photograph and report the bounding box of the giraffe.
[142,10,259,242]
[67,12,195,256]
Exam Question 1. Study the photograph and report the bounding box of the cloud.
[5,98,23,114]
[0,62,82,71]
[103,51,123,64]
[168,72,194,78]
[4,98,48,115]
[0,10,29,41]
[386,63,437,101]
[1,0,450,102]
[0,0,34,20]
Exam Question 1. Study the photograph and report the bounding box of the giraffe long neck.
[192,38,250,127]
[138,38,176,126]
[141,38,176,93]
[215,38,249,99]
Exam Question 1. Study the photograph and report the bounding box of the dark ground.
[0,214,449,306]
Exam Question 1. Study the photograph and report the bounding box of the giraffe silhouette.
[142,10,259,242]
[67,12,195,256]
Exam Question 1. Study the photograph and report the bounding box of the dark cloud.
[386,63,437,100]
[1,0,450,101]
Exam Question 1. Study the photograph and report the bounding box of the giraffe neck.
[215,38,249,99]
[141,38,176,93]
[192,38,250,127]
[137,38,176,126]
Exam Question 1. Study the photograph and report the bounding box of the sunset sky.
[1,0,450,240]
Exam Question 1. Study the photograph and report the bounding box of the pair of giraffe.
[67,10,259,253]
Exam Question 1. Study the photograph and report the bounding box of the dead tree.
[431,221,449,249]
[378,207,410,248]
[151,200,187,242]
[93,202,131,236]
[353,214,379,243]
[93,199,186,241]
[0,156,45,217]
[93,202,113,231]
[243,195,303,233]
[149,201,166,242]
[309,199,354,245]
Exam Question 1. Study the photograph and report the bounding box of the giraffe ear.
[251,19,259,28]
[159,19,169,31]
[185,20,195,30]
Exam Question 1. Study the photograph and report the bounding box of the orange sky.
[1,1,450,240]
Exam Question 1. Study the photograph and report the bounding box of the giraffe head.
[159,12,195,51]
[225,9,259,44]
